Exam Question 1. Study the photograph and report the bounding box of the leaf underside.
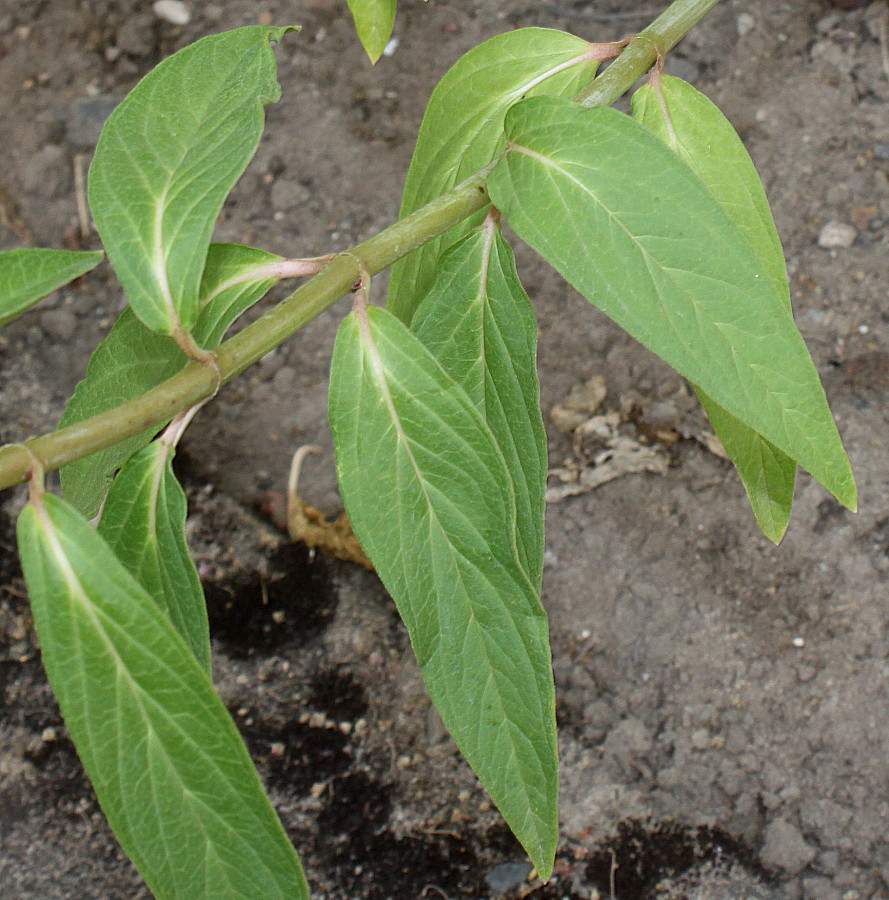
[89,25,294,336]
[633,74,797,541]
[17,494,309,900]
[98,440,211,674]
[387,27,597,324]
[412,221,547,587]
[346,0,396,63]
[329,305,557,876]
[0,248,103,327]
[59,243,281,518]
[488,96,855,512]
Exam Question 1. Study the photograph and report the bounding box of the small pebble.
[817,221,857,249]
[68,95,121,147]
[760,818,816,875]
[691,727,711,750]
[872,142,889,160]
[737,13,756,36]
[41,309,77,342]
[153,0,191,25]
[484,861,532,894]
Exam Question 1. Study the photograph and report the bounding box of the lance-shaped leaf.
[412,220,547,587]
[387,28,598,324]
[633,74,796,541]
[346,0,396,64]
[17,494,309,900]
[98,440,210,674]
[329,305,557,876]
[0,248,103,327]
[89,25,295,337]
[60,243,281,518]
[488,97,855,511]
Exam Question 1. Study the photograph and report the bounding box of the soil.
[1,0,888,898]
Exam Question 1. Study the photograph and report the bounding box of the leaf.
[632,75,790,308]
[488,96,855,511]
[346,0,396,64]
[697,395,796,540]
[412,219,547,587]
[387,28,598,324]
[17,493,309,900]
[60,243,281,518]
[0,248,103,327]
[191,242,282,348]
[329,304,557,876]
[88,25,295,337]
[632,75,797,540]
[98,440,211,674]
[59,311,185,519]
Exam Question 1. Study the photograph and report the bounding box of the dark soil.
[2,1,889,898]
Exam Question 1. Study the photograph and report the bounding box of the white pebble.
[382,37,399,57]
[153,0,191,25]
[791,636,805,648]
[818,221,857,249]
[736,13,756,37]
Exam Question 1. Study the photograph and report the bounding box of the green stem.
[0,0,725,492]
[574,0,724,108]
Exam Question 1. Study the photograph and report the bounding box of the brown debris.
[285,446,374,571]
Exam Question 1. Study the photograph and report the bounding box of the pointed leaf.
[98,441,211,674]
[698,394,796,540]
[329,305,557,875]
[632,75,798,540]
[60,243,281,518]
[0,248,103,327]
[17,494,309,900]
[488,96,855,511]
[89,25,295,336]
[191,242,281,347]
[387,28,597,324]
[412,221,547,587]
[632,75,790,308]
[346,0,396,64]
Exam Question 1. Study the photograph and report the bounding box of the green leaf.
[329,304,557,876]
[632,75,797,540]
[17,493,309,900]
[632,75,790,308]
[346,0,396,64]
[698,395,796,540]
[488,96,855,511]
[387,28,598,324]
[191,242,282,348]
[60,243,281,518]
[89,25,295,337]
[59,311,185,519]
[98,440,211,674]
[412,219,547,587]
[0,248,103,327]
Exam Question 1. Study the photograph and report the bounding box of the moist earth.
[1,1,888,898]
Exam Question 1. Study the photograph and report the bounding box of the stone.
[737,13,756,36]
[20,144,66,199]
[116,12,155,56]
[41,309,77,343]
[759,818,817,876]
[484,861,532,894]
[68,95,121,147]
[153,0,191,25]
[270,179,311,211]
[817,221,857,249]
